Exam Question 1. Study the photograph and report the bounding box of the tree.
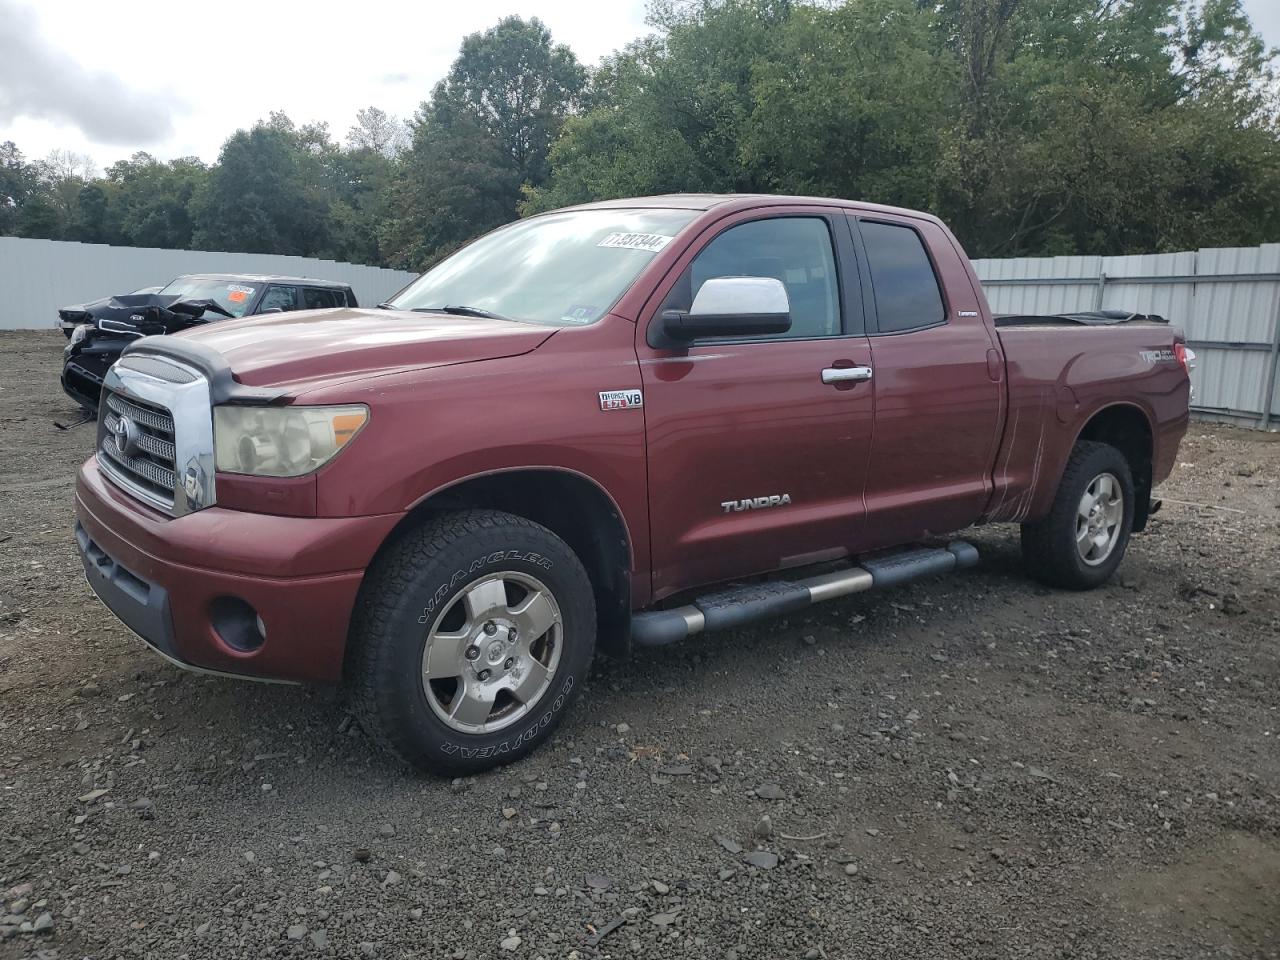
[386,16,587,268]
[0,141,39,236]
[191,113,334,256]
[102,153,208,249]
[346,106,408,158]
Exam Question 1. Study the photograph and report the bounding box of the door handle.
[822,366,873,384]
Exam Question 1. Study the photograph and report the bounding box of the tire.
[1020,441,1134,590]
[348,509,595,775]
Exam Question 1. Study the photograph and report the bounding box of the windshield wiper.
[375,302,395,309]
[412,304,509,321]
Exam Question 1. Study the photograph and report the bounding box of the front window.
[388,209,698,326]
[158,278,259,318]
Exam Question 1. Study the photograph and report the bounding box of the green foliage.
[3,4,1277,264]
[531,0,1280,257]
[190,113,333,256]
[384,16,588,268]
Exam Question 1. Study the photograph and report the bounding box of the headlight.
[214,405,368,477]
[70,324,89,345]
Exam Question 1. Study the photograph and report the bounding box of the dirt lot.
[1,329,1278,960]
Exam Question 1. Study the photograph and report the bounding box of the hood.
[173,307,557,389]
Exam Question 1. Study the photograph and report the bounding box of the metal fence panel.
[974,244,1280,428]
[0,237,419,331]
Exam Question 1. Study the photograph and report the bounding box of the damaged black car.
[60,274,358,410]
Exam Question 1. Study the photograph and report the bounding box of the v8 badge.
[599,389,643,411]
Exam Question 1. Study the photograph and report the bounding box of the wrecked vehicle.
[74,195,1191,774]
[60,274,358,410]
[58,286,163,336]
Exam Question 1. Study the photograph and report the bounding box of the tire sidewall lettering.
[417,551,554,625]
[439,675,574,759]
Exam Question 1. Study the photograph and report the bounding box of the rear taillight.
[1174,342,1195,373]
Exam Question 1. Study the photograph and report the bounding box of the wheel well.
[379,470,633,658]
[1078,405,1154,531]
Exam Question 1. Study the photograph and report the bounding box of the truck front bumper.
[75,457,402,683]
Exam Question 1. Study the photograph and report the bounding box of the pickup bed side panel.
[984,325,1190,523]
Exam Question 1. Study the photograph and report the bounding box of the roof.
[174,274,353,288]
[560,193,943,224]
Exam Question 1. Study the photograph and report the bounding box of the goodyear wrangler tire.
[348,510,595,774]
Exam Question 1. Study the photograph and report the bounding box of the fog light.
[210,597,267,652]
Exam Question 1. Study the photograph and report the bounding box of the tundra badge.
[721,494,792,514]
[599,389,643,411]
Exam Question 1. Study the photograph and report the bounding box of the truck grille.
[98,390,178,508]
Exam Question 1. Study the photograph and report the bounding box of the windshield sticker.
[561,305,598,324]
[226,290,249,303]
[227,283,255,295]
[598,232,674,254]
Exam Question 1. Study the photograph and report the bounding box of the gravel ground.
[1,329,1278,960]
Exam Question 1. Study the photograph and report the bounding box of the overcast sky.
[1,0,1276,173]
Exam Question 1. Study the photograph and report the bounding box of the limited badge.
[599,389,643,411]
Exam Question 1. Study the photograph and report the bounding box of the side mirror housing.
[660,276,791,342]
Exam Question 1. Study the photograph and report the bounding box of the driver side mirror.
[661,276,791,343]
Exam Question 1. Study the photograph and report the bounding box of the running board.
[630,541,979,648]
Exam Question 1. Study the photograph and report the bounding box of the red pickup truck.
[74,194,1191,773]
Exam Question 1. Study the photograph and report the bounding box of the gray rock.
[744,851,778,869]
[32,912,53,933]
[715,836,743,854]
[500,933,522,951]
[310,929,329,949]
[287,924,308,940]
[377,823,396,837]
[585,873,612,891]
[753,815,773,839]
[755,783,785,800]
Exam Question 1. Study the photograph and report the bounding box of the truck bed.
[982,320,1190,525]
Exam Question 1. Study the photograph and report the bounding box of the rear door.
[848,214,1004,548]
[637,208,876,599]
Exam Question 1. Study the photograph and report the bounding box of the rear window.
[860,221,946,334]
[304,288,342,309]
[158,278,258,318]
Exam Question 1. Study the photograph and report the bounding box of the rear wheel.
[1020,441,1134,590]
[348,510,595,774]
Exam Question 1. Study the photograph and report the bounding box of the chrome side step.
[631,541,979,647]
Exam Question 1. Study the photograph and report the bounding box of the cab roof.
[563,193,942,224]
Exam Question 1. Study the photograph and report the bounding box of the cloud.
[0,0,183,145]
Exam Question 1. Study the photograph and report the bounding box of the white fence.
[0,237,418,331]
[974,244,1280,429]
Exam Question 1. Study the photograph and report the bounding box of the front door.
[637,209,876,600]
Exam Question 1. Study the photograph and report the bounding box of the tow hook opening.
[210,596,268,652]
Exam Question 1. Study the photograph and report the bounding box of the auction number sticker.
[598,233,674,253]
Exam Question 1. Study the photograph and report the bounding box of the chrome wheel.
[1075,472,1124,566]
[420,572,563,734]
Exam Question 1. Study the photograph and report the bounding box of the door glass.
[860,220,946,333]
[260,286,299,312]
[674,217,840,338]
[303,288,338,309]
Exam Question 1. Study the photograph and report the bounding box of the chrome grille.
[98,390,178,508]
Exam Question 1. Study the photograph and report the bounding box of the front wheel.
[1020,441,1135,590]
[348,510,595,774]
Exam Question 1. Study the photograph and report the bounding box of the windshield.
[158,278,259,318]
[388,209,698,326]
